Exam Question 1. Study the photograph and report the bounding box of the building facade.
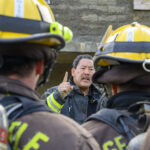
[38,0,150,95]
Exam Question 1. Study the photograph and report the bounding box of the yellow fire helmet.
[0,0,73,50]
[94,22,150,71]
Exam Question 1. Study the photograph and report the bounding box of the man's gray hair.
[72,54,93,68]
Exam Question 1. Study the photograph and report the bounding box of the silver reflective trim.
[143,59,150,72]
[47,96,60,112]
[6,103,22,117]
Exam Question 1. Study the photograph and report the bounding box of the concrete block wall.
[37,0,150,95]
[49,0,150,53]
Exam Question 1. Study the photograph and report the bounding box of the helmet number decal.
[14,0,24,18]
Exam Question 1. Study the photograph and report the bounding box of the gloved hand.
[58,72,73,99]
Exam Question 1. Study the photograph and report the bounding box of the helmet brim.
[0,33,65,50]
[94,55,143,68]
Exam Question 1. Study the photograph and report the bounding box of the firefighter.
[0,0,100,150]
[42,54,106,124]
[83,22,150,150]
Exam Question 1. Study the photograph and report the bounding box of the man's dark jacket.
[42,78,106,124]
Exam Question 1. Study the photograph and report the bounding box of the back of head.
[0,43,54,77]
[93,22,150,90]
[0,0,73,87]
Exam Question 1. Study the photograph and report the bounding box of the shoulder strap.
[0,95,53,150]
[87,108,136,141]
[0,95,52,124]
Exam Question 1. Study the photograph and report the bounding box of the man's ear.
[71,68,75,77]
[36,60,44,75]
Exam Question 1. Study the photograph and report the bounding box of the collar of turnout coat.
[107,90,150,110]
[0,75,40,101]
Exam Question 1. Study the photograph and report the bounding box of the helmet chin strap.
[36,51,57,89]
[36,59,55,88]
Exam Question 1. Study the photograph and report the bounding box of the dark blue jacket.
[42,78,106,124]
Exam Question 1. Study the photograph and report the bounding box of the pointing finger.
[63,71,68,82]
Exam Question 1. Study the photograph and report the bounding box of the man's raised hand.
[58,72,73,99]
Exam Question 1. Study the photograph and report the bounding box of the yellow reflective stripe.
[114,136,127,150]
[9,121,50,150]
[9,121,21,143]
[9,121,28,150]
[23,132,49,150]
[103,140,114,150]
[14,123,28,150]
[50,93,63,109]
[47,97,60,113]
[102,135,127,150]
[46,93,64,113]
